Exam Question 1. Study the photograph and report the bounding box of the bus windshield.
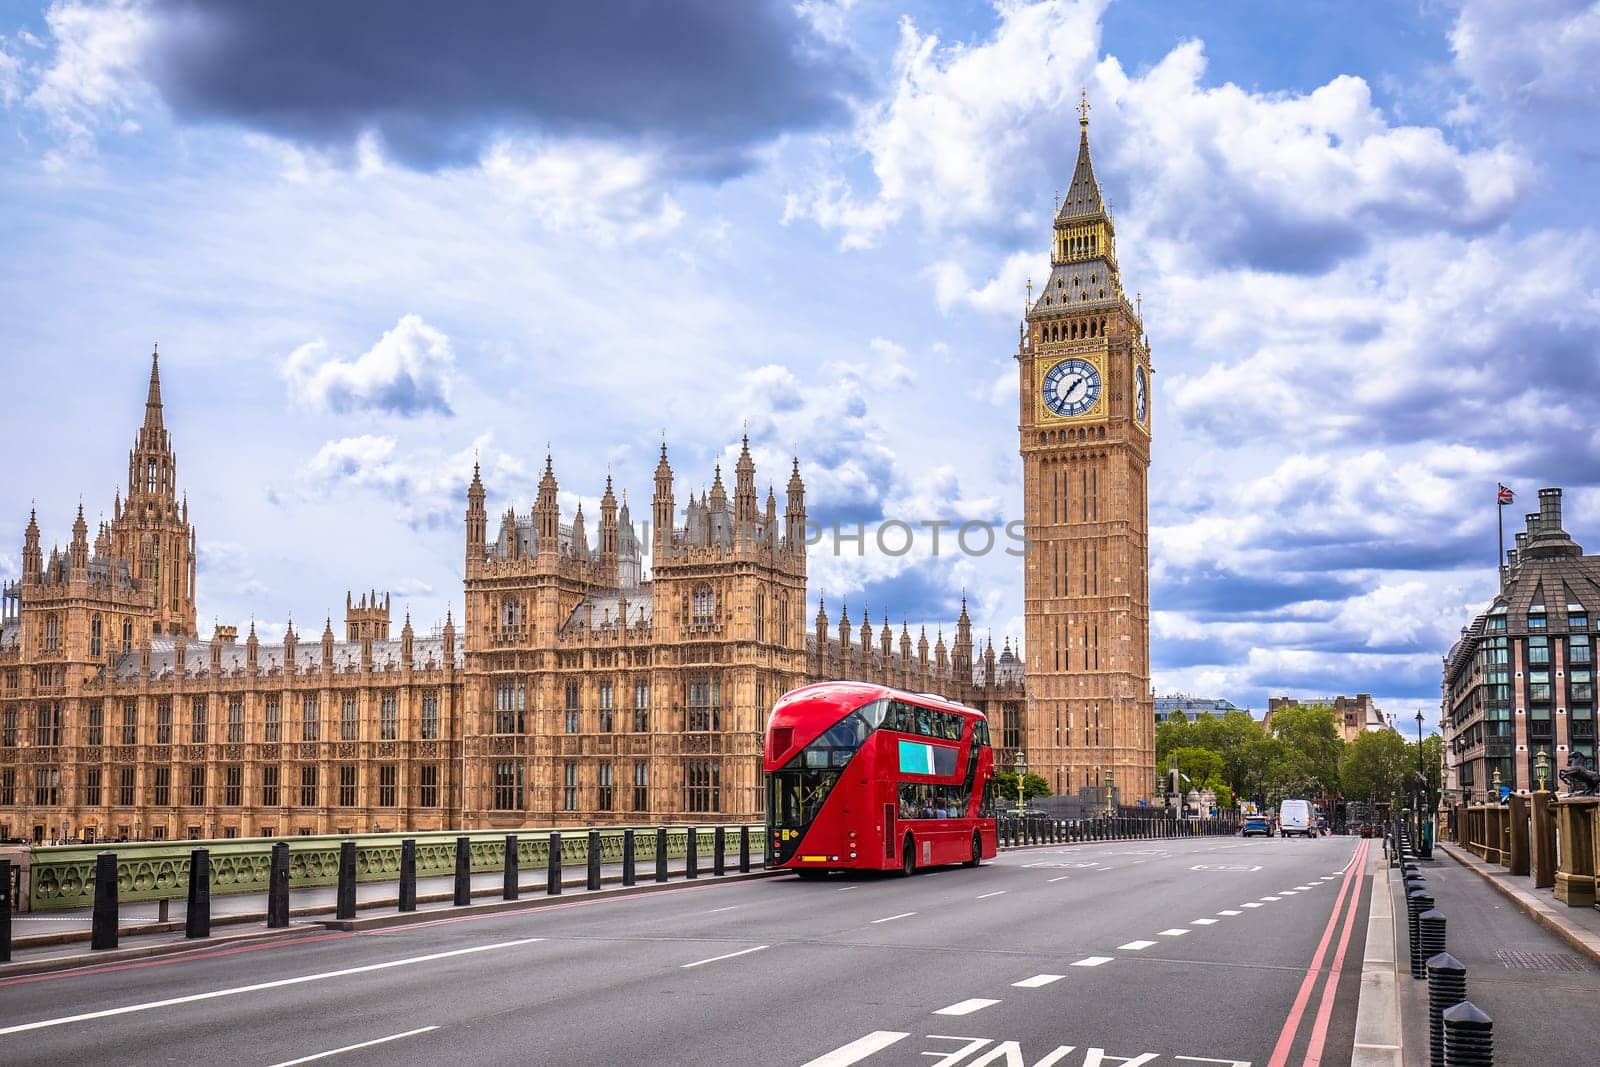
[769,707,874,831]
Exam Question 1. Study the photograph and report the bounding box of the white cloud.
[25,0,155,153]
[295,431,528,529]
[481,139,684,244]
[284,313,457,417]
[1450,0,1600,137]
[791,0,1526,273]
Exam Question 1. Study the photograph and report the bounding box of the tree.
[1267,704,1345,797]
[993,771,1050,802]
[1340,729,1410,804]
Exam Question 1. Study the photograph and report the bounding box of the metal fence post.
[1408,889,1435,979]
[399,838,416,912]
[91,851,118,950]
[267,841,290,928]
[186,847,211,938]
[655,827,668,882]
[0,857,12,962]
[1442,1001,1492,1066]
[587,830,602,891]
[504,834,520,901]
[1418,910,1447,977]
[454,835,471,906]
[336,841,357,921]
[623,828,637,886]
[739,826,751,873]
[714,826,727,876]
[548,831,563,895]
[1427,952,1467,1067]
[686,825,699,879]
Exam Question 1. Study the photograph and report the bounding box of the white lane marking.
[871,911,917,924]
[1158,928,1190,937]
[1242,902,1265,908]
[0,938,545,1037]
[1261,896,1281,901]
[835,886,858,892]
[800,1031,911,1066]
[704,906,739,913]
[1296,885,1316,890]
[1217,910,1243,916]
[1280,890,1299,895]
[1190,918,1219,925]
[1048,876,1071,883]
[1072,956,1114,967]
[1119,940,1157,950]
[934,998,1001,1016]
[267,1027,440,1067]
[680,944,769,969]
[1012,974,1066,988]
[976,890,1007,899]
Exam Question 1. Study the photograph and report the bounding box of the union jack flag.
[1498,484,1515,505]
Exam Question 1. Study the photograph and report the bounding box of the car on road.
[1279,798,1316,838]
[1241,813,1273,837]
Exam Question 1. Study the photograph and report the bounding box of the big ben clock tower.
[1018,95,1153,803]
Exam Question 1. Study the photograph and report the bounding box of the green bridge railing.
[25,824,761,911]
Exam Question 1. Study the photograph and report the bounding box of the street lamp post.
[1105,770,1116,814]
[1414,710,1429,854]
[1535,749,1551,793]
[1013,751,1027,816]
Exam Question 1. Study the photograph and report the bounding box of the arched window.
[147,462,157,493]
[502,596,521,632]
[121,620,133,653]
[90,616,102,658]
[43,614,59,652]
[692,584,715,627]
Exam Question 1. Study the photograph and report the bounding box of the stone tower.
[1017,97,1154,802]
[110,347,197,637]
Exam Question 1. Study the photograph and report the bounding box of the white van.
[1279,798,1315,838]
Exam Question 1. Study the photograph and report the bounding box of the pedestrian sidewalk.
[1390,847,1600,1065]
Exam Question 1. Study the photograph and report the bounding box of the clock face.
[1135,365,1148,423]
[1042,358,1102,418]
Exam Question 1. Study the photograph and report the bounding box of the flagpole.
[1497,485,1506,586]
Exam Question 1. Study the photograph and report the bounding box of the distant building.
[1442,488,1597,801]
[1155,695,1256,724]
[1265,694,1391,742]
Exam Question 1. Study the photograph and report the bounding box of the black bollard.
[91,851,118,950]
[623,829,637,886]
[1408,890,1435,979]
[655,827,668,882]
[454,835,471,906]
[714,826,727,876]
[1442,1001,1492,1066]
[398,838,416,912]
[1418,910,1447,980]
[267,841,290,928]
[739,826,751,873]
[1427,952,1467,1067]
[336,841,357,921]
[0,857,12,962]
[186,847,211,938]
[503,834,519,901]
[547,832,563,895]
[587,830,602,891]
[686,826,699,879]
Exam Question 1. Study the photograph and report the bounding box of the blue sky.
[2,0,1597,723]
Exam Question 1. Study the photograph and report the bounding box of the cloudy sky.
[2,0,1597,723]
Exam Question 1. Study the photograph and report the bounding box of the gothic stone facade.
[0,115,1158,839]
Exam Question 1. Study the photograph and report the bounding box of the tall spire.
[1057,88,1104,222]
[144,344,164,433]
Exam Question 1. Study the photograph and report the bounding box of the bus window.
[857,698,889,730]
[915,707,932,736]
[973,719,991,746]
[887,700,916,733]
[941,713,961,740]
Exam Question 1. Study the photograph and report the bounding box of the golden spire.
[1078,87,1091,130]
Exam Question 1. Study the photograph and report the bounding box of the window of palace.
[188,765,205,806]
[302,695,320,742]
[338,765,357,807]
[264,697,281,742]
[686,759,720,813]
[118,766,134,806]
[225,766,242,806]
[262,766,280,807]
[87,701,103,746]
[495,682,524,734]
[597,761,613,811]
[341,696,359,740]
[228,698,243,743]
[692,584,715,627]
[154,766,170,806]
[190,697,207,744]
[421,691,439,740]
[687,675,720,731]
[632,762,648,812]
[419,764,439,808]
[90,616,102,657]
[379,764,397,807]
[156,699,172,744]
[300,766,318,807]
[381,692,397,740]
[563,761,578,811]
[633,681,649,732]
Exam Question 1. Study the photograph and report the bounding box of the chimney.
[1539,487,1564,533]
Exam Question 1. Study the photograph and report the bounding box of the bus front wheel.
[963,832,982,868]
[900,835,916,877]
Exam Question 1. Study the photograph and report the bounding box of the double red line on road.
[1265,839,1370,1067]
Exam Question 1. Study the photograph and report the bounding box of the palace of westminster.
[0,112,1155,842]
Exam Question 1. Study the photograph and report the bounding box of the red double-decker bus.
[764,681,998,877]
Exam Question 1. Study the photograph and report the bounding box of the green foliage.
[1156,704,1347,806]
[993,771,1051,800]
[1340,729,1410,803]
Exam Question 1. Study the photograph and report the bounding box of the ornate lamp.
[1013,750,1027,815]
[1535,749,1550,792]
